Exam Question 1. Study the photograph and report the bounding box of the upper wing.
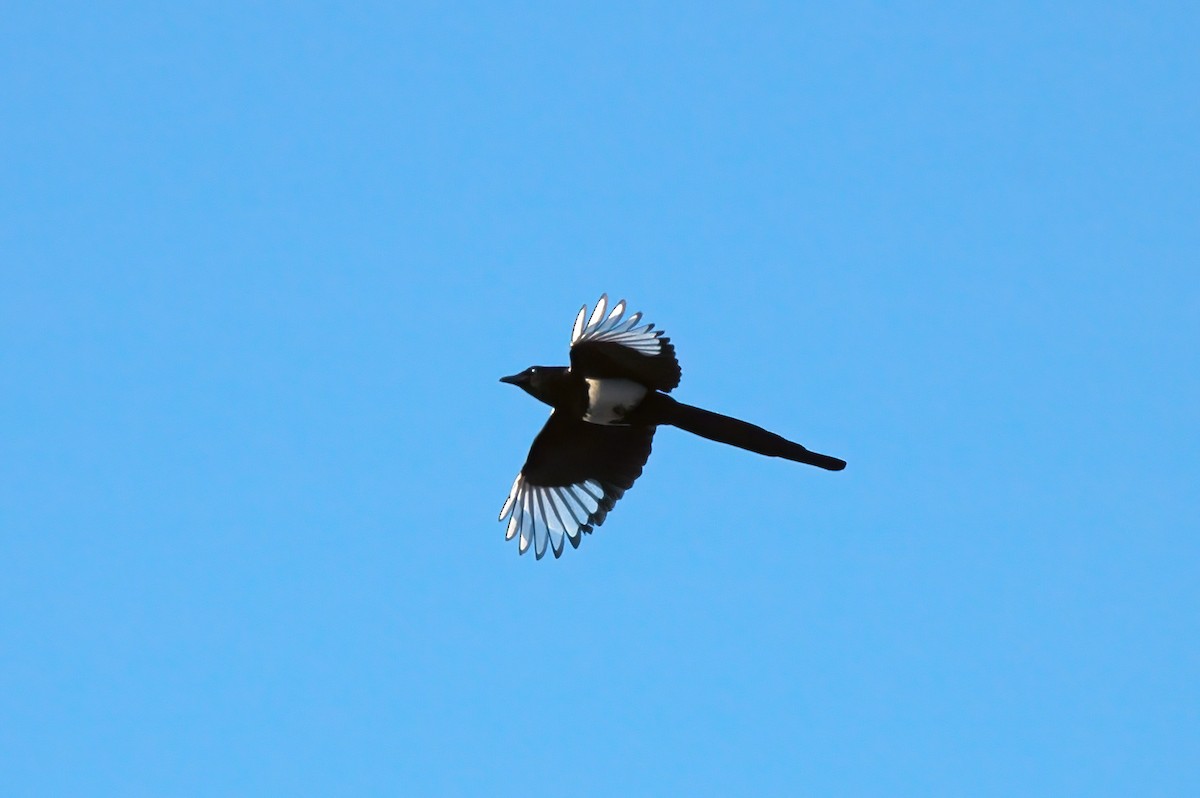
[498,410,655,559]
[569,294,681,392]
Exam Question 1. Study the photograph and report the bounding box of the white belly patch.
[583,378,647,425]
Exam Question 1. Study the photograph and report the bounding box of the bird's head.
[499,366,568,405]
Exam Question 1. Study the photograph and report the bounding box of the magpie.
[499,294,845,559]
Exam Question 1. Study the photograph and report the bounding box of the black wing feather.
[523,411,653,493]
[570,339,681,392]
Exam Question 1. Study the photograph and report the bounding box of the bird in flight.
[499,294,845,559]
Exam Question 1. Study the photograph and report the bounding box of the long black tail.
[644,394,846,471]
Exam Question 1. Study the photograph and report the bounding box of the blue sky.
[2,2,1197,795]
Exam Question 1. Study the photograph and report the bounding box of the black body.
[501,367,846,472]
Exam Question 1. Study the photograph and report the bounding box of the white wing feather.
[498,473,608,560]
[569,293,663,356]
